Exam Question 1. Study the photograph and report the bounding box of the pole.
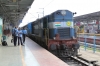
[43,8,44,17]
[39,8,44,17]
[38,14,39,19]
[93,35,96,53]
[84,35,87,51]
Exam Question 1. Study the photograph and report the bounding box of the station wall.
[0,18,3,44]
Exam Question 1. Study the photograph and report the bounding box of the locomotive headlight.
[53,37,55,40]
[72,36,76,39]
[61,10,66,16]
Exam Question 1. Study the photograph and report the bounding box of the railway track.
[51,51,99,66]
[48,43,100,66]
[59,56,98,66]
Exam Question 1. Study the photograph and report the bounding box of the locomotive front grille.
[57,28,70,39]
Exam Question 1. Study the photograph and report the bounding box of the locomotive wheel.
[59,50,68,57]
[41,42,44,47]
[73,48,78,56]
[50,44,57,55]
[50,44,57,50]
[72,44,79,56]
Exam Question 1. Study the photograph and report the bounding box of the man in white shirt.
[18,28,24,46]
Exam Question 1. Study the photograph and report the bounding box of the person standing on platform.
[12,27,15,37]
[18,28,24,46]
[13,27,18,46]
[22,28,27,44]
[11,27,14,43]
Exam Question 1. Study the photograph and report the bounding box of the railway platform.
[78,48,100,65]
[0,36,68,66]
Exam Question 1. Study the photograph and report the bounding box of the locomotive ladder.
[44,28,49,46]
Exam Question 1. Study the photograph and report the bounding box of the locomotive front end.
[48,10,80,56]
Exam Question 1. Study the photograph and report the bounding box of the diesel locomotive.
[26,10,80,56]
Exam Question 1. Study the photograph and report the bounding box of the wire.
[39,0,47,6]
[28,12,37,18]
[44,0,55,8]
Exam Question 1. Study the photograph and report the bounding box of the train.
[25,10,80,57]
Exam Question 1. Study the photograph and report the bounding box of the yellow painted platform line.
[19,46,26,66]
[77,33,100,36]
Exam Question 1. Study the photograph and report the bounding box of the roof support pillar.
[96,19,99,30]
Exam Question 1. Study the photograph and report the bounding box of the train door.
[43,16,49,46]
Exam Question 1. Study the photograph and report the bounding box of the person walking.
[22,28,27,44]
[18,28,24,46]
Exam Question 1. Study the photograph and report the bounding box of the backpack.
[2,41,8,46]
[12,29,16,36]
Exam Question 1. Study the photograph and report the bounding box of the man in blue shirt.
[12,27,18,46]
[22,28,27,44]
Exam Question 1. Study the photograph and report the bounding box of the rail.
[59,56,98,66]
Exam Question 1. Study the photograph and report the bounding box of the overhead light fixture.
[13,10,16,12]
[13,0,16,2]
[11,16,16,17]
[10,13,20,14]
[5,5,18,6]
[27,6,31,8]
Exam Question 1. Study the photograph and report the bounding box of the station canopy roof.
[0,0,34,24]
[74,11,100,22]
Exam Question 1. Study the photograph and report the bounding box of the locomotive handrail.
[44,28,49,46]
[47,28,49,45]
[45,28,49,38]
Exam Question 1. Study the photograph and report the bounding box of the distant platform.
[77,33,100,36]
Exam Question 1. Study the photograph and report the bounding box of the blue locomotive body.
[27,10,79,56]
[48,10,75,39]
[27,22,32,34]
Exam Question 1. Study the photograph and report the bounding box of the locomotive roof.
[32,10,73,23]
